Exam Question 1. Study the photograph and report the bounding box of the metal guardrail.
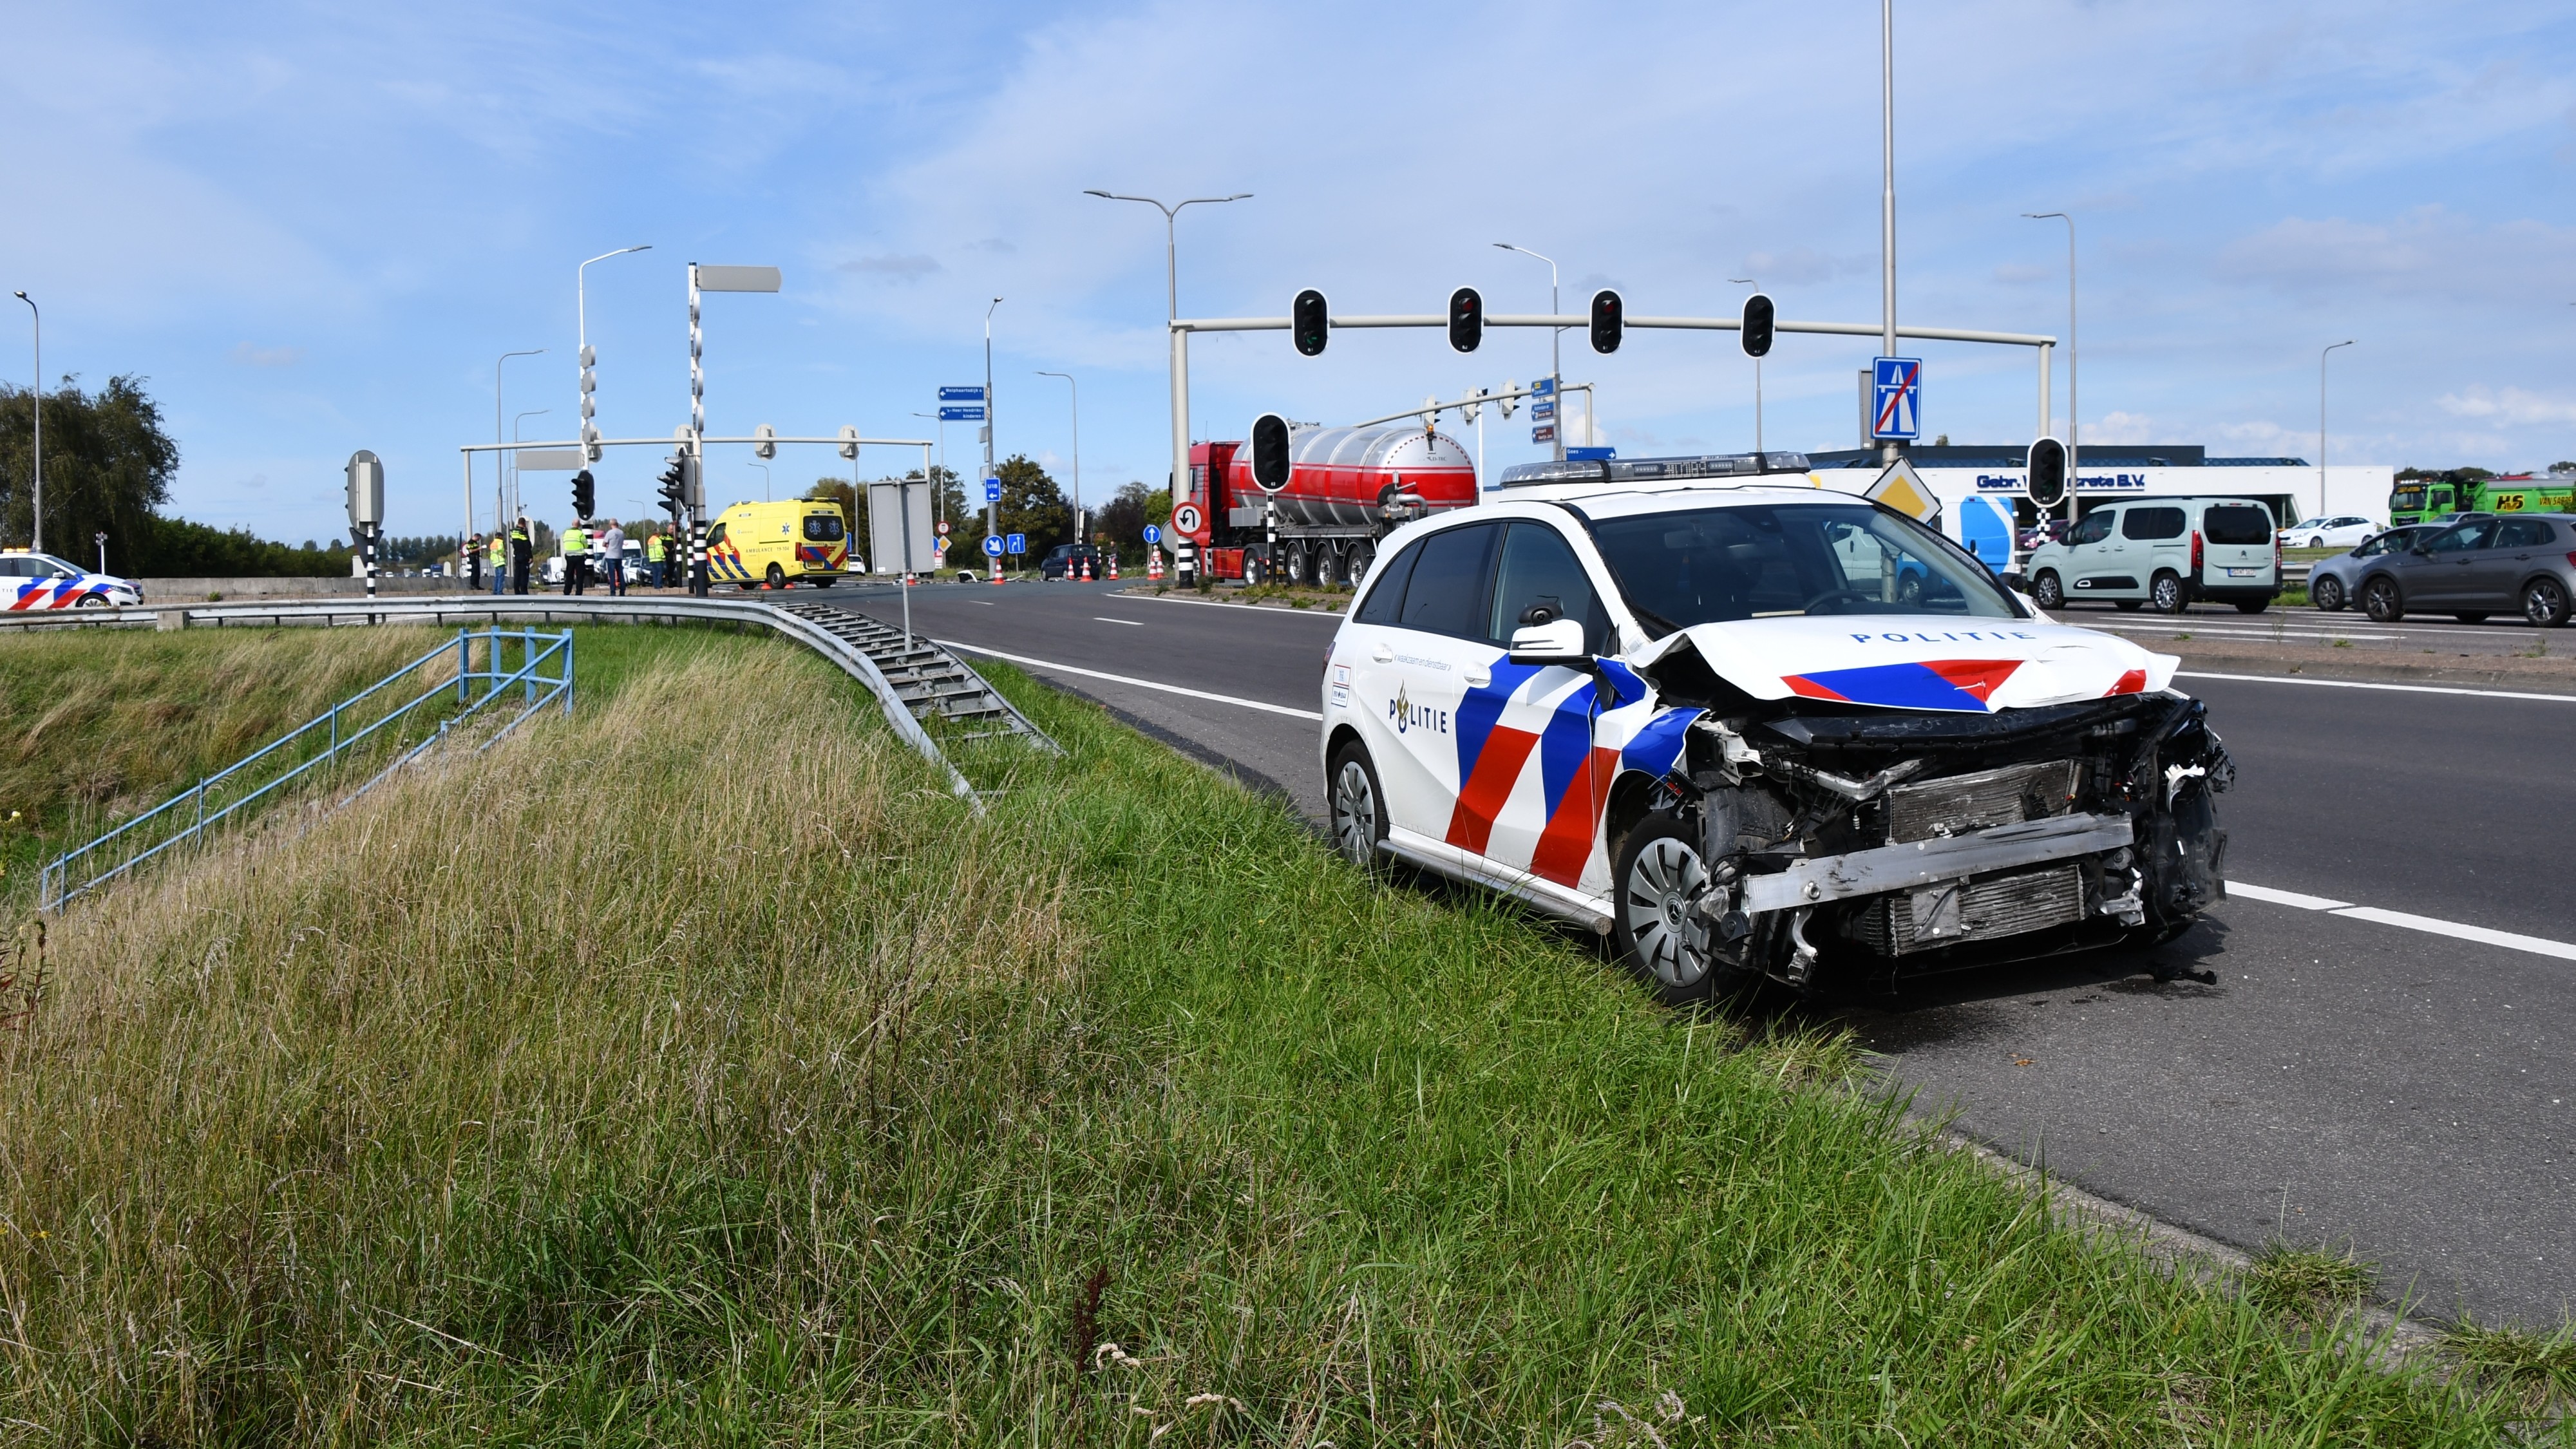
[0,592,992,809]
[39,628,573,912]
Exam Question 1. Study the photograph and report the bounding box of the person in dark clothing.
[510,516,533,595]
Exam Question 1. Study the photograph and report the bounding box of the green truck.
[2391,475,2576,526]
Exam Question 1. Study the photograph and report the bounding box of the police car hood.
[1633,613,2177,714]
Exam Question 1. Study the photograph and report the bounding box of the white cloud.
[2212,206,2576,304]
[230,343,304,368]
[2087,410,2157,444]
[2435,384,2576,426]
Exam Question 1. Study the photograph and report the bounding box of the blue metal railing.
[39,627,573,912]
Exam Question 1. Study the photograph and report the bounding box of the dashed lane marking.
[1094,616,1145,627]
[2230,882,2576,962]
[940,641,1324,721]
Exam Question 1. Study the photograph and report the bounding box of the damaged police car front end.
[1318,451,2233,1003]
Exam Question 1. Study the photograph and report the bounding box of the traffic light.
[572,469,596,519]
[754,423,777,460]
[656,455,686,513]
[579,345,601,462]
[1292,288,1330,357]
[1741,292,1775,359]
[2026,437,2068,509]
[1589,289,1624,354]
[1447,286,1483,353]
[1249,413,1293,492]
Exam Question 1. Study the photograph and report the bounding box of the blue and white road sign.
[1005,533,1027,555]
[1871,357,1922,441]
[940,385,986,402]
[1530,400,1556,421]
[1532,377,1555,395]
[1142,523,1162,545]
[981,535,1004,558]
[940,405,985,422]
[984,477,1003,503]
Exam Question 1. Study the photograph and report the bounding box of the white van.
[2023,497,2280,614]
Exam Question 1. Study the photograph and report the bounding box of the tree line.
[804,458,1168,569]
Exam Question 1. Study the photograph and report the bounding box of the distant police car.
[1318,451,2233,1001]
[1,551,142,610]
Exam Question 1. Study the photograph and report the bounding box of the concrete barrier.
[136,576,471,601]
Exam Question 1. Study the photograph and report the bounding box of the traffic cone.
[1107,554,1120,580]
[1148,549,1163,581]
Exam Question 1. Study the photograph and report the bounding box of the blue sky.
[5,1,2574,544]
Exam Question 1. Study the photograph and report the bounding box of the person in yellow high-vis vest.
[561,520,591,596]
[645,530,667,589]
[486,531,507,595]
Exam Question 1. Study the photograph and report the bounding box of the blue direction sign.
[1532,377,1555,395]
[1142,522,1162,545]
[1871,357,1922,441]
[984,477,1003,503]
[1005,533,1027,555]
[981,535,1003,558]
[1530,400,1556,421]
[940,385,985,402]
[939,405,985,422]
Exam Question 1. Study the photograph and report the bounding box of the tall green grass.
[0,624,2549,1443]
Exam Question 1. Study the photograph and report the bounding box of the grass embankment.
[0,625,2560,1442]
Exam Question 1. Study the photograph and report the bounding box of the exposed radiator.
[1855,864,2086,956]
[1884,759,2080,844]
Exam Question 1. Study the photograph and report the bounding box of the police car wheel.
[76,594,109,609]
[1327,743,1387,872]
[1613,817,1747,1006]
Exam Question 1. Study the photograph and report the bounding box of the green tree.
[991,454,1069,566]
[1,375,178,557]
[1092,480,1169,562]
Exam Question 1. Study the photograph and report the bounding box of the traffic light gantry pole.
[1162,305,2058,585]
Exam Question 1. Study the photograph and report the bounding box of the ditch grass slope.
[0,624,2550,1444]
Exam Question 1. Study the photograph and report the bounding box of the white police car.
[1,551,142,611]
[1318,451,2233,1001]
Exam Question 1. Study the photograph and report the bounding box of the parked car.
[1318,457,2232,1003]
[2016,518,2070,552]
[2350,513,2575,626]
[2022,497,2280,614]
[1040,543,1107,581]
[2280,515,2382,550]
[2307,526,2434,611]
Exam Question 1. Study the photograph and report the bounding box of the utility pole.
[1880,0,1900,466]
[984,298,1002,583]
[13,292,37,552]
[1037,371,1081,549]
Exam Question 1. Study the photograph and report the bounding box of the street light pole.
[1880,0,1900,466]
[750,460,770,503]
[13,291,37,552]
[511,409,549,533]
[2023,212,2076,525]
[1494,243,1563,460]
[984,298,1003,583]
[2321,339,2356,521]
[1036,371,1080,550]
[1730,278,1765,454]
[495,347,544,532]
[1084,189,1252,589]
[913,412,948,528]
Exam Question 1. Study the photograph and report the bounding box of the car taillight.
[2275,533,2284,570]
[2190,530,2204,573]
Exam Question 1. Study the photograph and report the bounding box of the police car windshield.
[1589,502,2017,634]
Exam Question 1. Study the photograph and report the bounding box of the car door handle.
[1372,643,1394,663]
[1465,667,1491,688]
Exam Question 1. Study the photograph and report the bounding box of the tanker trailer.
[1177,423,1478,585]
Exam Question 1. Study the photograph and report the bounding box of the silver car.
[2349,514,2576,626]
[2306,526,2433,612]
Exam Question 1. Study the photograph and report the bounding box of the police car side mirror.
[1508,616,1589,666]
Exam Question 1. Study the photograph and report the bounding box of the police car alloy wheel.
[1614,819,1721,1001]
[1328,744,1385,870]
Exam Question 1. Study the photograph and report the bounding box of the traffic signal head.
[1589,289,1624,354]
[2026,437,2068,509]
[656,455,685,507]
[1249,413,1293,492]
[572,469,596,519]
[1447,286,1483,353]
[1292,288,1329,357]
[1741,292,1775,359]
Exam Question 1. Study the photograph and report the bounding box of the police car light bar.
[1493,451,1812,489]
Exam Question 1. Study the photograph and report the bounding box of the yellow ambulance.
[705,499,849,589]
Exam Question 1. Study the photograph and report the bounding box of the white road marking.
[1118,592,1345,619]
[940,640,1324,720]
[972,600,995,606]
[2177,670,2576,703]
[2231,881,2576,962]
[1093,616,1145,627]
[2083,622,2400,643]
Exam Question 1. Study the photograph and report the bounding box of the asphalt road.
[824,580,2576,1329]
